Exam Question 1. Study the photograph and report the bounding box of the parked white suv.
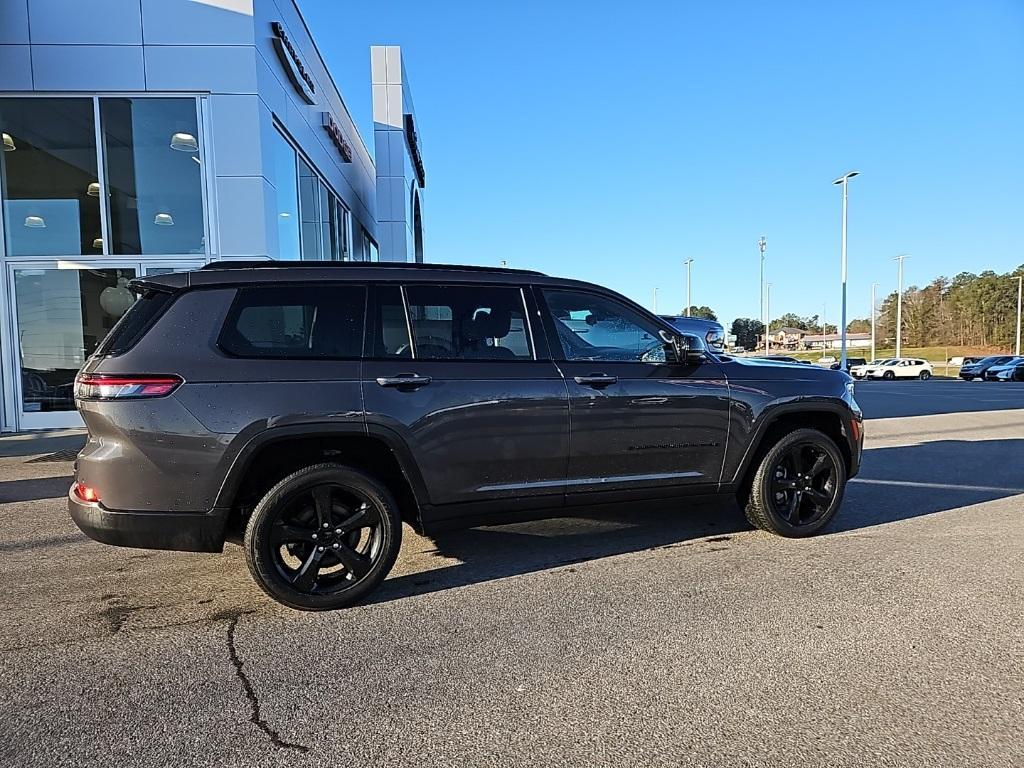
[865,358,933,380]
[850,358,890,379]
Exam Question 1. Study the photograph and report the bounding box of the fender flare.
[213,423,431,516]
[726,399,856,487]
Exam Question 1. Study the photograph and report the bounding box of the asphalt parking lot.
[1,380,1022,767]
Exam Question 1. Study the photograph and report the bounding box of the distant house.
[758,326,806,350]
[802,332,872,350]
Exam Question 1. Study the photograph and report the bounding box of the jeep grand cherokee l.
[69,262,863,610]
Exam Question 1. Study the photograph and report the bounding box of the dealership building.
[0,0,426,430]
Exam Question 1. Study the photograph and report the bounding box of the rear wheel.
[743,428,847,537]
[244,463,402,611]
[919,370,931,380]
[882,370,895,380]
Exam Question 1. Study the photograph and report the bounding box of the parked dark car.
[69,262,863,610]
[960,355,1016,380]
[830,357,867,372]
[659,315,725,352]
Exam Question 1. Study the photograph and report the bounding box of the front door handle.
[574,374,617,387]
[376,374,432,388]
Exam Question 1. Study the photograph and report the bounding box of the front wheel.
[244,463,402,611]
[883,370,895,380]
[919,370,931,380]
[742,428,847,537]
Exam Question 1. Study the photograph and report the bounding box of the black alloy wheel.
[919,370,931,380]
[883,370,895,380]
[742,428,847,537]
[244,464,402,610]
[766,441,839,527]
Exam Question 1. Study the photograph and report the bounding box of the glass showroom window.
[14,267,137,413]
[0,98,102,256]
[100,98,205,255]
[333,198,350,261]
[270,128,300,260]
[298,157,320,261]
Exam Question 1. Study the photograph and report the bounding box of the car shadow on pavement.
[370,438,1024,605]
[0,475,72,504]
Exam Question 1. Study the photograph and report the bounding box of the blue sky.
[303,0,1024,329]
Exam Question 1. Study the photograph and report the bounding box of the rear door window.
[402,284,533,360]
[219,284,365,359]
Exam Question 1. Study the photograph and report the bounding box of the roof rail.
[200,260,545,276]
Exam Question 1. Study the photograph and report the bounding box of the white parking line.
[851,478,1024,494]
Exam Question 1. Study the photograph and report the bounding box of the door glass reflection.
[14,268,137,412]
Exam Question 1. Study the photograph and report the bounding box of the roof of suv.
[132,260,619,293]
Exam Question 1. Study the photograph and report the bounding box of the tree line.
[729,265,1022,350]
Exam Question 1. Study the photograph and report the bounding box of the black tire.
[244,463,402,611]
[919,370,931,380]
[742,428,847,537]
[882,370,895,380]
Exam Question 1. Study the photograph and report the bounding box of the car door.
[536,286,730,504]
[361,282,569,519]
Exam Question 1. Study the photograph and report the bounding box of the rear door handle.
[574,374,617,387]
[376,374,432,388]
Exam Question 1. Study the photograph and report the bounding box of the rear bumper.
[68,487,227,553]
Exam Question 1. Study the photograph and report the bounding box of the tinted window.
[404,285,533,360]
[371,285,411,358]
[96,289,175,356]
[543,289,666,363]
[220,285,364,359]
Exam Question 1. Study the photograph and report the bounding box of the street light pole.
[1014,275,1022,356]
[758,237,767,356]
[871,282,878,362]
[684,259,694,316]
[653,287,658,315]
[832,171,859,371]
[894,254,910,357]
[766,283,772,351]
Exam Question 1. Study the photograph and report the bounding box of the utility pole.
[832,171,859,371]
[758,236,767,356]
[683,259,694,316]
[766,283,772,351]
[1014,275,1022,356]
[894,255,910,357]
[822,303,826,354]
[871,282,878,362]
[653,287,659,314]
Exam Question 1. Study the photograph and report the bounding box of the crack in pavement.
[225,613,309,754]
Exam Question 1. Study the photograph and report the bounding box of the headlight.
[705,330,724,349]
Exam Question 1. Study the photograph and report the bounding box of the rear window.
[95,289,176,356]
[219,285,365,359]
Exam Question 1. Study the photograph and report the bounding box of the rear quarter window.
[219,284,366,359]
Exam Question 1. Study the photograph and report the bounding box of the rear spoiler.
[127,272,191,295]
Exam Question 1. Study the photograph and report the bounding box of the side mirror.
[660,330,705,364]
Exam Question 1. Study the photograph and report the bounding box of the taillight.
[74,481,100,503]
[74,374,182,400]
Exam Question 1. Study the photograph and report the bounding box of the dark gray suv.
[69,262,863,610]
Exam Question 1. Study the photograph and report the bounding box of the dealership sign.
[271,21,316,104]
[322,113,353,163]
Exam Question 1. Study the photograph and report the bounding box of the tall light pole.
[758,236,767,356]
[832,171,859,371]
[683,259,694,316]
[766,283,772,351]
[894,254,910,357]
[870,282,878,362]
[653,287,659,314]
[1013,275,1022,356]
